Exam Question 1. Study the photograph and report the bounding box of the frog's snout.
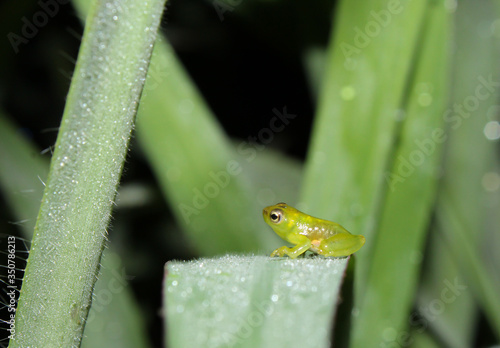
[262,207,270,220]
[359,235,366,246]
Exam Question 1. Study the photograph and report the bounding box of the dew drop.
[492,18,500,38]
[484,121,500,140]
[482,172,500,192]
[382,327,397,341]
[418,93,432,107]
[340,86,356,100]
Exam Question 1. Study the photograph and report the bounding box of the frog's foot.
[317,233,365,257]
[270,246,291,258]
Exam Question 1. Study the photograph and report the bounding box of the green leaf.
[297,2,430,346]
[236,146,303,207]
[415,2,500,346]
[0,114,49,238]
[0,112,151,348]
[408,330,443,348]
[165,255,347,348]
[136,38,280,255]
[432,0,500,341]
[417,236,475,348]
[299,0,428,298]
[351,3,451,346]
[80,251,152,348]
[9,0,166,345]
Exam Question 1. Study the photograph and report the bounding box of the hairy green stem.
[9,0,166,346]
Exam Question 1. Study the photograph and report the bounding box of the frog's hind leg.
[317,233,365,257]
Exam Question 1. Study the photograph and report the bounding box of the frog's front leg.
[317,233,365,257]
[271,235,311,259]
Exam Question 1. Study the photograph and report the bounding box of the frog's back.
[295,213,348,240]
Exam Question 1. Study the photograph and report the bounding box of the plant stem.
[9,0,166,346]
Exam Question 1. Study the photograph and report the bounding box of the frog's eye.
[269,209,283,224]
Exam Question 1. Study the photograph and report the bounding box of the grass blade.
[350,3,451,346]
[415,2,500,345]
[9,0,165,345]
[417,234,476,348]
[431,0,500,341]
[136,38,280,255]
[299,0,428,297]
[80,251,152,348]
[0,113,152,348]
[0,115,49,238]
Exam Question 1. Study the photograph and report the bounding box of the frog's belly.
[309,239,321,253]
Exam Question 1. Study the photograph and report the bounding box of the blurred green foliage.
[0,0,499,347]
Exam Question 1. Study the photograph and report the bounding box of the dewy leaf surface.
[165,255,347,348]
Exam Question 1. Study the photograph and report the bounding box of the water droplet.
[482,172,500,192]
[340,86,356,100]
[382,327,397,341]
[444,0,457,12]
[492,19,500,38]
[484,121,500,140]
[394,109,406,122]
[418,93,432,107]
